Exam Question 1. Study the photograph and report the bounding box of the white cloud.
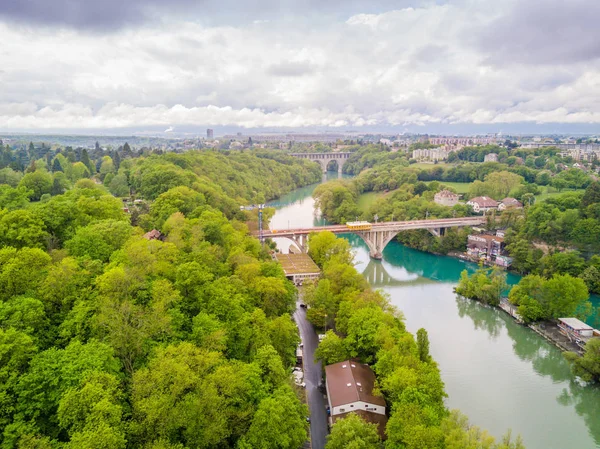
[1,1,600,131]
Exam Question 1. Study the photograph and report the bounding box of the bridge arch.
[289,152,351,174]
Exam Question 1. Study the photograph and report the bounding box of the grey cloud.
[267,61,316,77]
[474,0,600,64]
[0,0,188,30]
[412,45,450,64]
[0,0,431,30]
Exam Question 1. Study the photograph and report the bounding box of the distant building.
[484,153,499,162]
[498,198,523,211]
[325,360,387,439]
[207,129,214,139]
[434,190,459,206]
[467,234,505,261]
[412,144,462,162]
[467,196,499,214]
[428,137,497,146]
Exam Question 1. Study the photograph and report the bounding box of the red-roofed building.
[466,196,499,214]
[143,229,165,241]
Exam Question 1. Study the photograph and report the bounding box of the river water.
[269,173,600,449]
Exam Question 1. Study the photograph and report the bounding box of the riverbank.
[270,175,600,448]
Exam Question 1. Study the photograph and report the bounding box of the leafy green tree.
[238,385,308,449]
[18,170,53,201]
[325,413,381,449]
[57,372,126,449]
[0,167,23,187]
[0,297,49,340]
[13,340,121,438]
[69,162,91,183]
[308,231,354,268]
[0,185,30,211]
[0,247,51,301]
[509,273,590,323]
[131,343,231,448]
[0,209,48,249]
[564,338,600,383]
[0,329,37,434]
[108,173,130,197]
[99,156,115,180]
[266,315,300,367]
[51,172,70,196]
[581,266,600,294]
[456,267,507,306]
[65,219,133,262]
[150,186,206,228]
[315,330,348,365]
[416,328,431,362]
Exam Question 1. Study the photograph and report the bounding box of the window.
[340,408,345,412]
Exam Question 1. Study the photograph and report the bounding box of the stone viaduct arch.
[289,152,352,174]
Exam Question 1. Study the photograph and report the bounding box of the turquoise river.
[269,173,600,449]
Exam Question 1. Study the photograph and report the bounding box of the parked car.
[299,303,307,308]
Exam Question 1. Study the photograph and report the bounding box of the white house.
[434,190,459,207]
[498,198,523,211]
[467,196,499,214]
[484,153,499,162]
[325,360,387,438]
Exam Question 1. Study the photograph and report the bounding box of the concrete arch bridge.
[261,217,487,259]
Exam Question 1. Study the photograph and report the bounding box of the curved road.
[294,295,328,449]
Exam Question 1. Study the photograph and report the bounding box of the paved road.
[294,294,328,449]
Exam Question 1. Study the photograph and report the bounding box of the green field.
[357,191,384,211]
[427,181,472,194]
[410,162,451,169]
[535,186,585,201]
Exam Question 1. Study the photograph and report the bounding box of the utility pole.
[374,214,379,223]
[240,204,266,242]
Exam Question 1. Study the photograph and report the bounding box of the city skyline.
[2,0,600,134]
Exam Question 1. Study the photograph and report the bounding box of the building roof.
[274,253,320,275]
[325,360,386,408]
[143,229,164,241]
[468,196,499,207]
[468,234,504,243]
[501,198,523,207]
[559,318,594,331]
[435,189,459,198]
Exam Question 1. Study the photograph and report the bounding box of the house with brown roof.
[466,196,499,214]
[325,360,387,439]
[498,198,523,211]
[434,189,459,207]
[143,229,165,241]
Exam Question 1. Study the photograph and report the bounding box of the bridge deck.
[261,217,486,238]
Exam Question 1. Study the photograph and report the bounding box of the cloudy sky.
[1,0,600,134]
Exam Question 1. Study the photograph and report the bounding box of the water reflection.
[455,296,504,339]
[455,289,600,447]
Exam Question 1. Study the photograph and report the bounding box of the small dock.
[274,253,321,286]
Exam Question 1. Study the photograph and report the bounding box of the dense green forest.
[303,232,524,448]
[0,146,324,448]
